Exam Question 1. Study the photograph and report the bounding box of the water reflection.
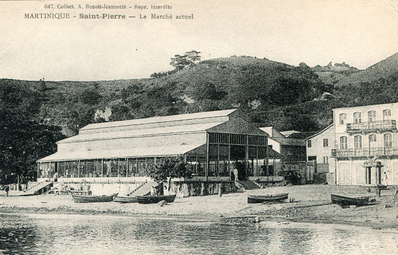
[0,213,398,254]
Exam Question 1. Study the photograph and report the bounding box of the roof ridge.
[304,124,334,140]
[81,108,238,131]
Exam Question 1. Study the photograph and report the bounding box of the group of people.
[285,171,302,185]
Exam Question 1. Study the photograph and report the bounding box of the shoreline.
[1,184,398,229]
[0,204,396,230]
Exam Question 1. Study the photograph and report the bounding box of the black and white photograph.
[1,0,398,254]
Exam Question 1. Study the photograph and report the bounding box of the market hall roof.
[37,143,205,162]
[57,122,224,144]
[78,108,248,135]
[38,108,268,162]
[56,108,264,144]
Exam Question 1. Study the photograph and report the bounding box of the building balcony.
[346,120,397,134]
[332,147,398,158]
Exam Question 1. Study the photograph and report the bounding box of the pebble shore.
[1,185,397,229]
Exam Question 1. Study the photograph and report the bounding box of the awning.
[37,143,205,162]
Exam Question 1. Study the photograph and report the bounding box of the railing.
[346,120,396,133]
[332,147,398,157]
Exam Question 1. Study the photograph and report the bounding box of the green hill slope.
[152,56,325,107]
[335,52,398,87]
[3,52,398,137]
[1,56,328,134]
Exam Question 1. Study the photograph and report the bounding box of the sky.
[1,0,398,81]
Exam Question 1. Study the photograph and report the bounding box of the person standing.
[151,186,158,196]
[4,185,9,197]
[230,168,235,181]
[233,167,239,182]
[53,171,58,182]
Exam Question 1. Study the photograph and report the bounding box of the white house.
[332,102,398,185]
[305,124,335,184]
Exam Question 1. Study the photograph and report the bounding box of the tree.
[170,50,201,71]
[187,82,227,101]
[0,80,65,183]
[79,88,102,105]
[0,117,65,183]
[268,77,314,106]
[146,157,192,183]
[108,103,134,121]
[185,50,201,63]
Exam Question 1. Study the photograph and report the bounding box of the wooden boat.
[331,194,370,206]
[247,193,288,203]
[113,195,138,203]
[137,194,176,204]
[72,193,118,203]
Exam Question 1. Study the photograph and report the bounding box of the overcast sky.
[1,0,398,81]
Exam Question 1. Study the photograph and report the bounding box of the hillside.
[314,71,348,85]
[311,62,360,85]
[3,53,398,183]
[335,52,398,87]
[153,56,325,107]
[1,56,330,135]
[2,52,398,138]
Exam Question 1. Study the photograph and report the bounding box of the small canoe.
[137,194,176,204]
[72,193,118,203]
[248,193,288,203]
[331,194,370,206]
[113,195,138,203]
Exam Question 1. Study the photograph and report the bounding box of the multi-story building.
[260,127,307,183]
[305,124,335,184]
[332,103,398,185]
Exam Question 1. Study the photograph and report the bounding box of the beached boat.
[331,194,370,206]
[137,194,176,204]
[72,193,118,203]
[113,195,138,203]
[247,193,288,203]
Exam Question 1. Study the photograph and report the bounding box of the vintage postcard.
[1,0,398,254]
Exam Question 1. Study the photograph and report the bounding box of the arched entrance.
[363,158,383,185]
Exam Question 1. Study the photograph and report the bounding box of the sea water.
[0,213,397,254]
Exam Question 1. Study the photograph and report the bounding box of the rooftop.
[80,108,239,133]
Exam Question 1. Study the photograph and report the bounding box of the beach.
[1,184,398,229]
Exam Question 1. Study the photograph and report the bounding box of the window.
[323,156,328,164]
[323,139,328,147]
[369,134,377,151]
[340,136,347,149]
[230,134,246,144]
[384,133,392,148]
[368,110,376,122]
[383,109,391,120]
[354,135,362,148]
[307,140,312,148]
[353,112,361,124]
[339,113,347,125]
[308,156,316,161]
[369,134,377,142]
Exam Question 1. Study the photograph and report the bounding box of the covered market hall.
[37,109,276,187]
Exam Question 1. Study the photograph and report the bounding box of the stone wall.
[165,181,237,197]
[59,181,145,196]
